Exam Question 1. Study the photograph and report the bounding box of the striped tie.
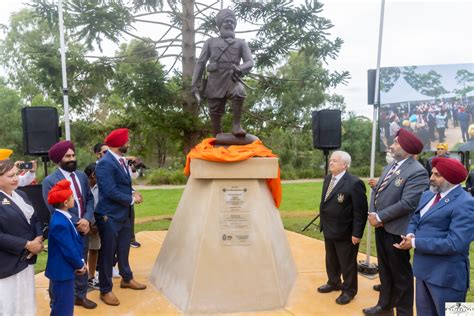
[324,177,337,201]
[374,162,398,206]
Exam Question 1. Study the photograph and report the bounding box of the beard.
[429,180,452,193]
[385,152,395,165]
[220,28,235,39]
[119,146,128,154]
[60,160,77,173]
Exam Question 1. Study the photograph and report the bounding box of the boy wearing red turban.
[45,179,87,316]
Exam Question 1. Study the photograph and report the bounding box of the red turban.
[47,179,73,205]
[432,157,467,185]
[396,128,423,155]
[48,141,75,164]
[105,128,129,147]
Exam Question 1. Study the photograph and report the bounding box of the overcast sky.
[0,0,473,118]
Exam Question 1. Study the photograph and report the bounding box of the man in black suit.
[317,150,368,305]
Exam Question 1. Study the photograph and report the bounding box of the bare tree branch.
[194,1,220,16]
[122,29,150,42]
[166,0,183,21]
[159,33,182,57]
[132,18,181,31]
[155,44,182,49]
[164,53,182,77]
[236,29,261,34]
[133,11,175,18]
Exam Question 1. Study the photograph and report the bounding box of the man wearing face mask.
[42,140,97,309]
[94,128,145,306]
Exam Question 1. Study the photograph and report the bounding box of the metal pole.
[58,0,71,140]
[366,0,386,264]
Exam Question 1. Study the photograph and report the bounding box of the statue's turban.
[215,9,236,28]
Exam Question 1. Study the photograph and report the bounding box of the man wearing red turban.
[45,179,88,316]
[395,157,474,316]
[364,128,429,316]
[42,141,96,309]
[94,128,146,306]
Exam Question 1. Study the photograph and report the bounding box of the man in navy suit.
[395,157,474,316]
[46,179,87,316]
[42,140,97,309]
[95,128,146,306]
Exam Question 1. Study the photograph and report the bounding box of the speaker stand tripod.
[41,156,49,177]
[301,149,330,232]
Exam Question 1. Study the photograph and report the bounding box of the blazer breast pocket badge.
[394,177,404,187]
[337,193,344,203]
[2,198,10,205]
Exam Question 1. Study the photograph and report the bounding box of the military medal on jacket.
[337,193,344,203]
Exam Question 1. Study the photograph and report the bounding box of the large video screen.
[378,63,474,152]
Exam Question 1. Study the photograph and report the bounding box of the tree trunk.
[181,0,199,154]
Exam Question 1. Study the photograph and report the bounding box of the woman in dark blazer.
[0,157,44,315]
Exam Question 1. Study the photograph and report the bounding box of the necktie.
[324,177,337,201]
[430,193,441,208]
[70,173,84,218]
[374,162,398,206]
[120,158,130,177]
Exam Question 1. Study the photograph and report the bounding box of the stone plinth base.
[149,158,296,313]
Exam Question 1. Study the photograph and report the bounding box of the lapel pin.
[2,198,10,205]
[395,170,401,175]
[444,198,449,203]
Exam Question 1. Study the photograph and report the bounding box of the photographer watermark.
[445,302,474,316]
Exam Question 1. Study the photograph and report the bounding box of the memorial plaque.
[223,187,247,212]
[220,231,251,246]
[221,187,250,245]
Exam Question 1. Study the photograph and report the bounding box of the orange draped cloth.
[184,138,282,208]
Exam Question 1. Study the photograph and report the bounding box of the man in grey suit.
[363,128,429,316]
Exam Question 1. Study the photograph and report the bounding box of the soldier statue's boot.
[210,114,222,137]
[231,99,246,137]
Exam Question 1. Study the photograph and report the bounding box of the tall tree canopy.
[23,0,348,152]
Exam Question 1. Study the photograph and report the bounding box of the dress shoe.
[120,279,147,290]
[130,240,141,248]
[373,284,381,291]
[74,297,97,309]
[335,292,354,305]
[317,283,341,293]
[100,292,120,306]
[362,305,394,315]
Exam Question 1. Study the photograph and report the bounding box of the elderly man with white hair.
[316,150,368,305]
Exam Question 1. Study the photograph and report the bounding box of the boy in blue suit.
[395,157,474,316]
[45,179,87,316]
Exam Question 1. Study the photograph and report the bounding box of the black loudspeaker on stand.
[21,106,60,176]
[302,109,342,232]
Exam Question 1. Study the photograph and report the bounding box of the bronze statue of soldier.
[191,9,254,140]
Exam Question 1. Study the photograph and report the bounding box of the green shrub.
[281,167,298,180]
[147,169,171,185]
[169,170,187,184]
[146,168,188,185]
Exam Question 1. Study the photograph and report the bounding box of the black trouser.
[375,227,413,316]
[130,205,136,242]
[96,215,133,293]
[437,127,445,142]
[324,237,359,297]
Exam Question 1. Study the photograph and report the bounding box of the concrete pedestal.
[150,158,297,313]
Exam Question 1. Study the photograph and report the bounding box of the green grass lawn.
[34,182,473,302]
